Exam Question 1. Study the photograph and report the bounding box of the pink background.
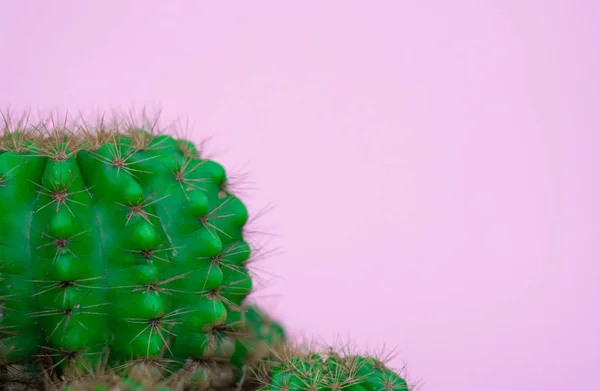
[1,1,598,390]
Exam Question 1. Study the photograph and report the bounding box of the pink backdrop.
[1,1,598,390]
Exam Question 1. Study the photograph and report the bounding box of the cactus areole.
[0,114,254,373]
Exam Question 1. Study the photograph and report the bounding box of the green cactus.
[0,112,255,378]
[42,303,285,391]
[252,343,412,391]
[0,111,419,391]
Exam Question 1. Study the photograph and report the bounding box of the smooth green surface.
[0,131,253,372]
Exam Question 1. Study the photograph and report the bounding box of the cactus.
[0,110,419,391]
[0,112,255,378]
[250,343,412,391]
